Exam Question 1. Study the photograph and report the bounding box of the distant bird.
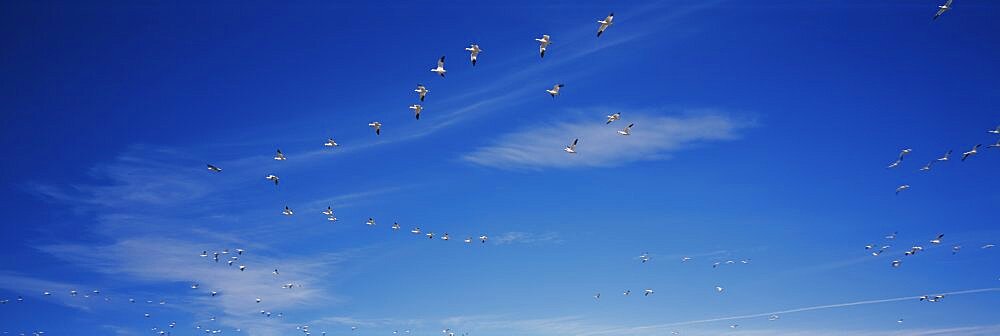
[391,222,401,230]
[988,139,1000,149]
[594,293,601,300]
[887,160,901,169]
[431,56,447,77]
[265,174,280,186]
[273,269,280,276]
[368,121,382,135]
[596,13,614,37]
[324,138,339,147]
[886,232,897,240]
[546,84,565,97]
[897,319,905,323]
[952,245,962,255]
[962,144,980,161]
[282,206,294,216]
[426,232,435,239]
[322,207,334,216]
[564,138,579,154]
[207,164,222,172]
[236,248,244,255]
[465,44,482,66]
[239,265,246,271]
[898,148,913,161]
[990,125,1000,134]
[411,227,421,234]
[256,297,261,303]
[715,286,725,293]
[190,284,199,289]
[933,0,953,20]
[643,289,654,296]
[982,244,996,249]
[415,84,428,102]
[623,289,631,296]
[273,149,286,161]
[211,291,219,297]
[639,252,650,263]
[409,104,423,120]
[895,184,910,195]
[936,150,952,161]
[930,234,944,245]
[681,256,692,262]
[865,244,875,250]
[768,314,780,321]
[366,218,376,226]
[327,215,338,222]
[919,161,933,171]
[43,291,51,296]
[464,237,473,244]
[479,235,488,243]
[441,233,450,241]
[606,113,621,124]
[617,123,634,136]
[535,34,551,58]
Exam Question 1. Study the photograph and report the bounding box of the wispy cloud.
[463,110,753,169]
[491,231,563,245]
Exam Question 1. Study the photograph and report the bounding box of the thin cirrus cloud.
[462,110,753,170]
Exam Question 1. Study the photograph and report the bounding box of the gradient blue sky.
[2,1,1000,335]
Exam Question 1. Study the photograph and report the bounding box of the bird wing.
[438,56,445,67]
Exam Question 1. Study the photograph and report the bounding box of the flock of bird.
[2,2,993,336]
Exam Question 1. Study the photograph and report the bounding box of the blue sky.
[2,1,1000,335]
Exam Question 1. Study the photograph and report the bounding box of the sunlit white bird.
[441,233,450,241]
[207,164,222,172]
[464,237,473,244]
[322,207,334,216]
[430,56,447,77]
[409,104,423,120]
[715,286,725,293]
[391,222,401,230]
[411,227,421,234]
[596,12,614,37]
[643,289,654,296]
[535,34,551,58]
[265,174,279,186]
[282,206,293,216]
[617,123,634,136]
[415,84,428,102]
[961,144,980,161]
[639,252,650,263]
[273,149,286,161]
[564,138,579,154]
[982,244,996,249]
[987,138,1000,149]
[465,44,482,66]
[895,184,910,195]
[933,150,952,162]
[479,235,488,243]
[324,138,339,147]
[933,0,953,20]
[930,234,944,245]
[919,161,934,171]
[606,113,621,124]
[546,84,565,97]
[366,217,376,226]
[368,121,382,135]
[768,314,780,321]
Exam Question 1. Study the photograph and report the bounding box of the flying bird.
[411,227,421,234]
[391,222,401,230]
[643,289,654,296]
[366,217,376,226]
[207,164,222,172]
[930,234,944,245]
[936,150,952,161]
[369,121,382,135]
[895,184,910,195]
[919,161,933,171]
[535,34,551,58]
[606,113,621,124]
[479,235,488,243]
[265,174,279,186]
[933,0,953,20]
[961,144,980,161]
[546,84,565,97]
[322,207,334,216]
[465,44,482,66]
[987,138,1000,149]
[409,104,423,120]
[282,206,294,216]
[324,138,339,147]
[596,12,614,37]
[415,84,428,101]
[639,252,650,263]
[431,56,447,77]
[617,123,634,136]
[715,286,725,293]
[564,138,579,154]
[989,125,1000,134]
[273,149,286,161]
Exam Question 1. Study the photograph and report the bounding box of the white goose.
[546,84,565,97]
[617,123,634,136]
[606,113,621,124]
[933,0,953,20]
[535,34,551,58]
[937,150,952,161]
[207,164,222,172]
[564,138,579,154]
[465,44,482,66]
[366,217,376,226]
[273,149,286,161]
[989,125,1000,134]
[962,144,980,161]
[324,138,339,147]
[369,121,382,135]
[282,206,294,216]
[322,207,334,216]
[415,84,428,102]
[895,184,910,195]
[409,104,423,120]
[265,174,279,186]
[391,222,401,230]
[431,56,447,77]
[596,13,614,37]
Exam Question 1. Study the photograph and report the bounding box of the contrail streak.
[584,287,1000,335]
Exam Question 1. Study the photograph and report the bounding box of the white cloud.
[463,111,752,169]
[491,231,562,245]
